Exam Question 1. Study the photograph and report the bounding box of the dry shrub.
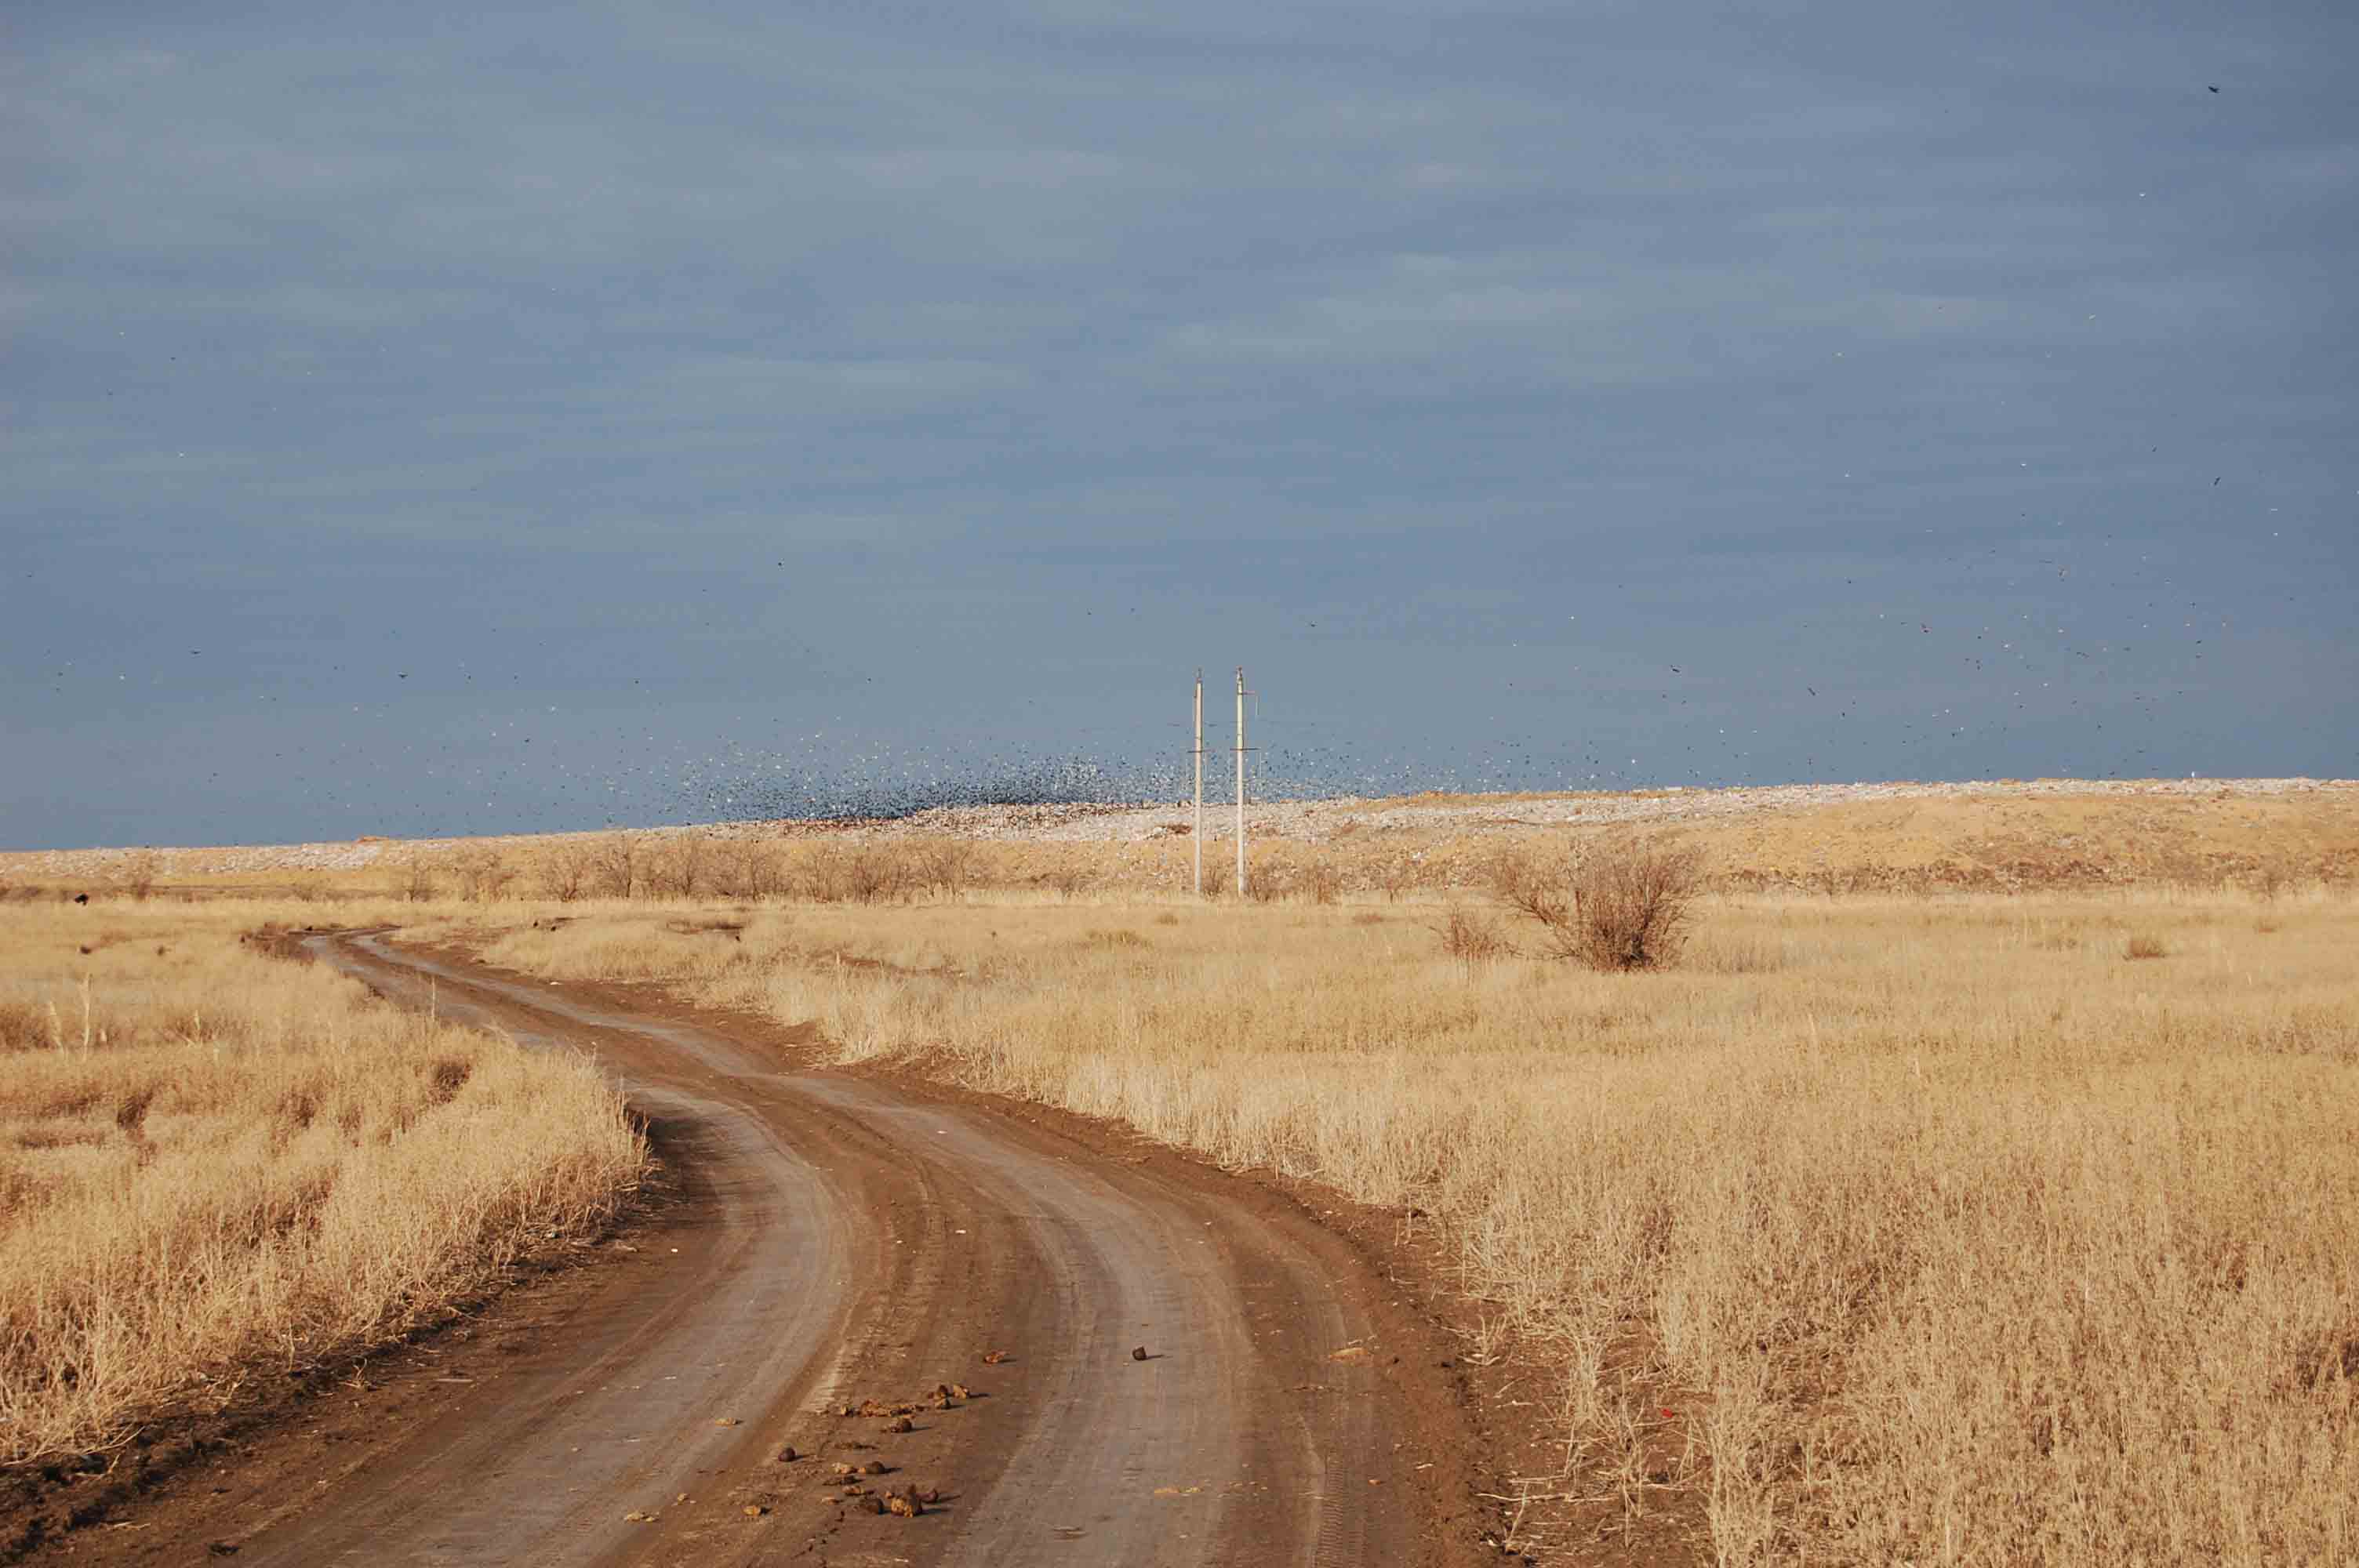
[448,846,516,902]
[645,836,711,899]
[1033,861,1090,898]
[783,844,839,902]
[916,840,976,899]
[2125,934,2169,960]
[399,850,440,903]
[118,851,160,902]
[794,843,917,904]
[841,844,915,904]
[1299,856,1344,906]
[707,840,781,901]
[537,841,598,903]
[649,833,784,901]
[590,833,638,899]
[1802,866,1877,898]
[1432,907,1514,977]
[1499,838,1704,971]
[0,999,53,1052]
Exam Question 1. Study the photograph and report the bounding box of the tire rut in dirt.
[271,934,1414,1567]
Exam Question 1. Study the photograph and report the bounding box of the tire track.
[211,932,1430,1567]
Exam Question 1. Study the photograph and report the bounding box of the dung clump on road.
[835,1388,965,1419]
[1132,1345,1148,1361]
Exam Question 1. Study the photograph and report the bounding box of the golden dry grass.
[427,885,2359,1566]
[0,901,646,1465]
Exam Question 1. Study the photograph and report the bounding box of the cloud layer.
[5,1,2354,845]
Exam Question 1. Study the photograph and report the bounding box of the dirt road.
[126,931,1474,1566]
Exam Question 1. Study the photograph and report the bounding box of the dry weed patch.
[446,888,2359,1564]
[0,903,645,1464]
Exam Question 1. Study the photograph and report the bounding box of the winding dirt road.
[145,931,1480,1567]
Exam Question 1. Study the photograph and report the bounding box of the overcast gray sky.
[5,0,2354,848]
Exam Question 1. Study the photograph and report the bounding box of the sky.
[5,0,2354,849]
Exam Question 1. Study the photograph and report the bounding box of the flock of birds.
[13,456,2321,846]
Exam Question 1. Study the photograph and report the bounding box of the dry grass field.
[0,901,646,1465]
[405,878,2359,1566]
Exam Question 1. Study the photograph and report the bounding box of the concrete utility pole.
[1234,666,1248,898]
[1192,670,1204,897]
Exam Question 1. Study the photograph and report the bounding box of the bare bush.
[2252,856,2301,901]
[1431,906,1514,978]
[537,842,598,903]
[645,836,712,899]
[1298,855,1343,906]
[400,851,440,902]
[1034,860,1089,898]
[917,840,977,900]
[708,841,781,900]
[449,847,518,903]
[789,844,841,902]
[1804,865,1877,898]
[1198,856,1231,898]
[590,833,638,899]
[794,843,915,904]
[844,844,916,904]
[1497,838,1703,971]
[119,851,161,902]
